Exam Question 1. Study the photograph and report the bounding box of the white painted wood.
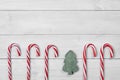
[0,0,120,10]
[0,0,120,80]
[0,11,120,34]
[0,35,119,58]
[0,59,119,80]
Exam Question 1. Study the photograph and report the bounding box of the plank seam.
[0,10,120,11]
[0,34,120,36]
[0,58,119,59]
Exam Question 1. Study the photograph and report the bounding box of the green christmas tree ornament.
[63,50,79,75]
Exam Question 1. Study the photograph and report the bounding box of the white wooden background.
[0,0,120,80]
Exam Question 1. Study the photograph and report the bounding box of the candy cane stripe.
[44,45,59,80]
[83,43,97,80]
[26,44,40,80]
[100,43,114,80]
[8,43,21,80]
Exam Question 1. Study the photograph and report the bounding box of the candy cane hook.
[83,43,97,80]
[100,43,114,80]
[44,45,59,80]
[27,44,40,80]
[8,43,21,80]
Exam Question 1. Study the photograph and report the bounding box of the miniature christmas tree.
[63,50,79,75]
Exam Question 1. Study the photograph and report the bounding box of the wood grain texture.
[0,59,119,80]
[0,0,120,80]
[0,11,120,34]
[0,0,120,10]
[0,35,119,58]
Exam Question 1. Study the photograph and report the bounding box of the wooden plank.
[0,35,119,58]
[0,11,120,34]
[0,0,120,10]
[0,59,119,80]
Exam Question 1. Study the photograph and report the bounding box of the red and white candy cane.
[8,43,21,80]
[44,45,59,80]
[26,44,40,80]
[100,43,114,80]
[83,43,97,80]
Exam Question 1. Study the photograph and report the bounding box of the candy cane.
[100,43,114,80]
[8,43,21,80]
[27,44,40,80]
[83,43,97,80]
[44,45,59,80]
